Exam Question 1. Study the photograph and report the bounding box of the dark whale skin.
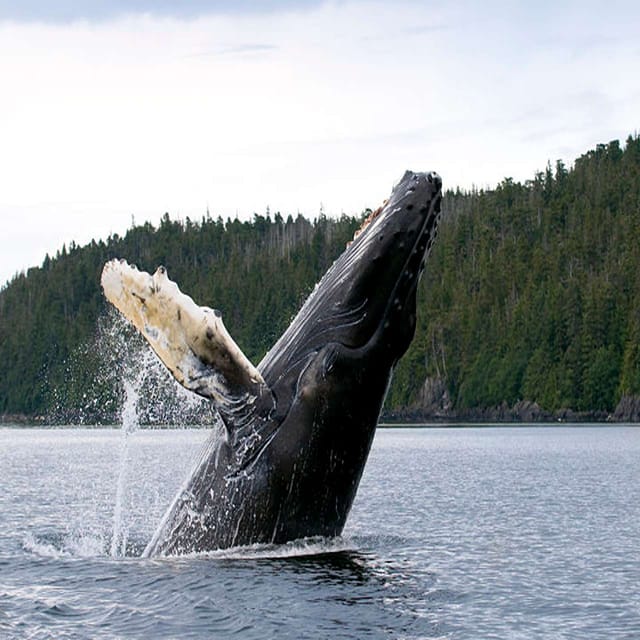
[140,170,443,556]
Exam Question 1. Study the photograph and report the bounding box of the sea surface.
[1,425,639,639]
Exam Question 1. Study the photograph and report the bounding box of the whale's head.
[260,170,443,379]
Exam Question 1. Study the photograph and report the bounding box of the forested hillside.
[1,135,639,423]
[387,135,640,420]
[0,212,361,421]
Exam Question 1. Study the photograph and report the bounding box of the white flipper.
[101,259,266,404]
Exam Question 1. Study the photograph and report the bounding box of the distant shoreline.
[2,418,638,429]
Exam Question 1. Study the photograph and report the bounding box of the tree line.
[387,135,640,419]
[1,135,639,423]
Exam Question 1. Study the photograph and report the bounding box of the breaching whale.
[101,170,443,556]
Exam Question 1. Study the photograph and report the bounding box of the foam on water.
[22,529,353,562]
[22,532,107,559]
[174,536,354,561]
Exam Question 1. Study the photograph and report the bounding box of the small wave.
[22,532,107,559]
[22,533,66,558]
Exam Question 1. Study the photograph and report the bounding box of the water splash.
[23,532,106,559]
[42,309,223,557]
[46,308,219,426]
[101,313,218,557]
[110,366,145,557]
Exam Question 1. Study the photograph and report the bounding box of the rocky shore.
[381,377,640,424]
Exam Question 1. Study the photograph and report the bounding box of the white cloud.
[1,0,639,285]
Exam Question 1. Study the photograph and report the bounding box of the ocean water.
[1,425,639,639]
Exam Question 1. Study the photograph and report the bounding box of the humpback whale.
[101,170,442,556]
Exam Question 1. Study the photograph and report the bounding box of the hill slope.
[0,213,361,421]
[1,135,639,422]
[386,135,640,420]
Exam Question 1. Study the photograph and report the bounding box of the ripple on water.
[2,426,640,640]
[6,532,454,640]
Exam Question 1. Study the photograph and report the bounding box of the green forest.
[1,135,640,423]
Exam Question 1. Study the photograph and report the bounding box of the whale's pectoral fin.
[101,259,268,404]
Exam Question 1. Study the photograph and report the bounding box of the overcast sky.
[1,0,639,286]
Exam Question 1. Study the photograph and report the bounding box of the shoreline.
[4,395,640,428]
[2,418,639,429]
